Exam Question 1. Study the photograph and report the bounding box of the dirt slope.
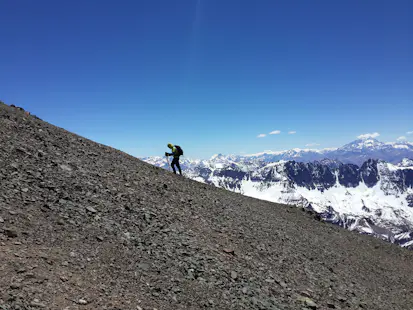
[1,103,413,310]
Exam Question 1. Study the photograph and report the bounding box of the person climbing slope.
[165,143,183,175]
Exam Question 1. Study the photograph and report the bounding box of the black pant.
[171,157,182,175]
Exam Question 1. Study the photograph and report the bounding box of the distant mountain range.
[144,138,413,169]
[218,137,413,166]
[142,138,413,248]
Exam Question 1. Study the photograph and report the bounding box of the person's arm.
[166,147,177,157]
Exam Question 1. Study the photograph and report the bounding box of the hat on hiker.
[167,143,173,149]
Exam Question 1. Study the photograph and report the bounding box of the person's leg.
[176,158,182,175]
[171,158,177,174]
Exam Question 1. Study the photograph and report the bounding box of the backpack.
[175,145,184,156]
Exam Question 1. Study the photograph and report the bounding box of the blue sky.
[1,0,412,159]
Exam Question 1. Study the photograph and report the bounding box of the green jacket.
[166,146,180,158]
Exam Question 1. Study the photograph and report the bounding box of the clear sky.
[1,0,412,159]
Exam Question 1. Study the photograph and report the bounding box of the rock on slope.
[1,103,413,310]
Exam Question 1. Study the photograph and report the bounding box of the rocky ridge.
[1,102,413,309]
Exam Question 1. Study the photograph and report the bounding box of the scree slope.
[1,103,413,310]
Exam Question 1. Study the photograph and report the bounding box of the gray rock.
[25,273,36,279]
[231,271,238,280]
[30,299,46,308]
[60,164,72,172]
[306,300,318,309]
[78,299,88,305]
[86,206,97,213]
[10,283,21,289]
[298,297,318,309]
[138,263,150,271]
[187,269,195,279]
[172,287,182,293]
[16,267,27,273]
[4,228,18,238]
[11,163,19,169]
[278,280,287,289]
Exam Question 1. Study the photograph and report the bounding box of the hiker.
[165,143,183,175]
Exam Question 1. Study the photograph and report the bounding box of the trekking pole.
[166,155,171,171]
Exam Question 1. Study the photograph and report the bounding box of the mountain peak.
[210,153,223,160]
[340,138,384,151]
[398,158,413,167]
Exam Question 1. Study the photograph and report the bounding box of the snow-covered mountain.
[330,139,413,165]
[183,158,413,248]
[242,148,334,163]
[142,138,413,248]
[242,138,413,165]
